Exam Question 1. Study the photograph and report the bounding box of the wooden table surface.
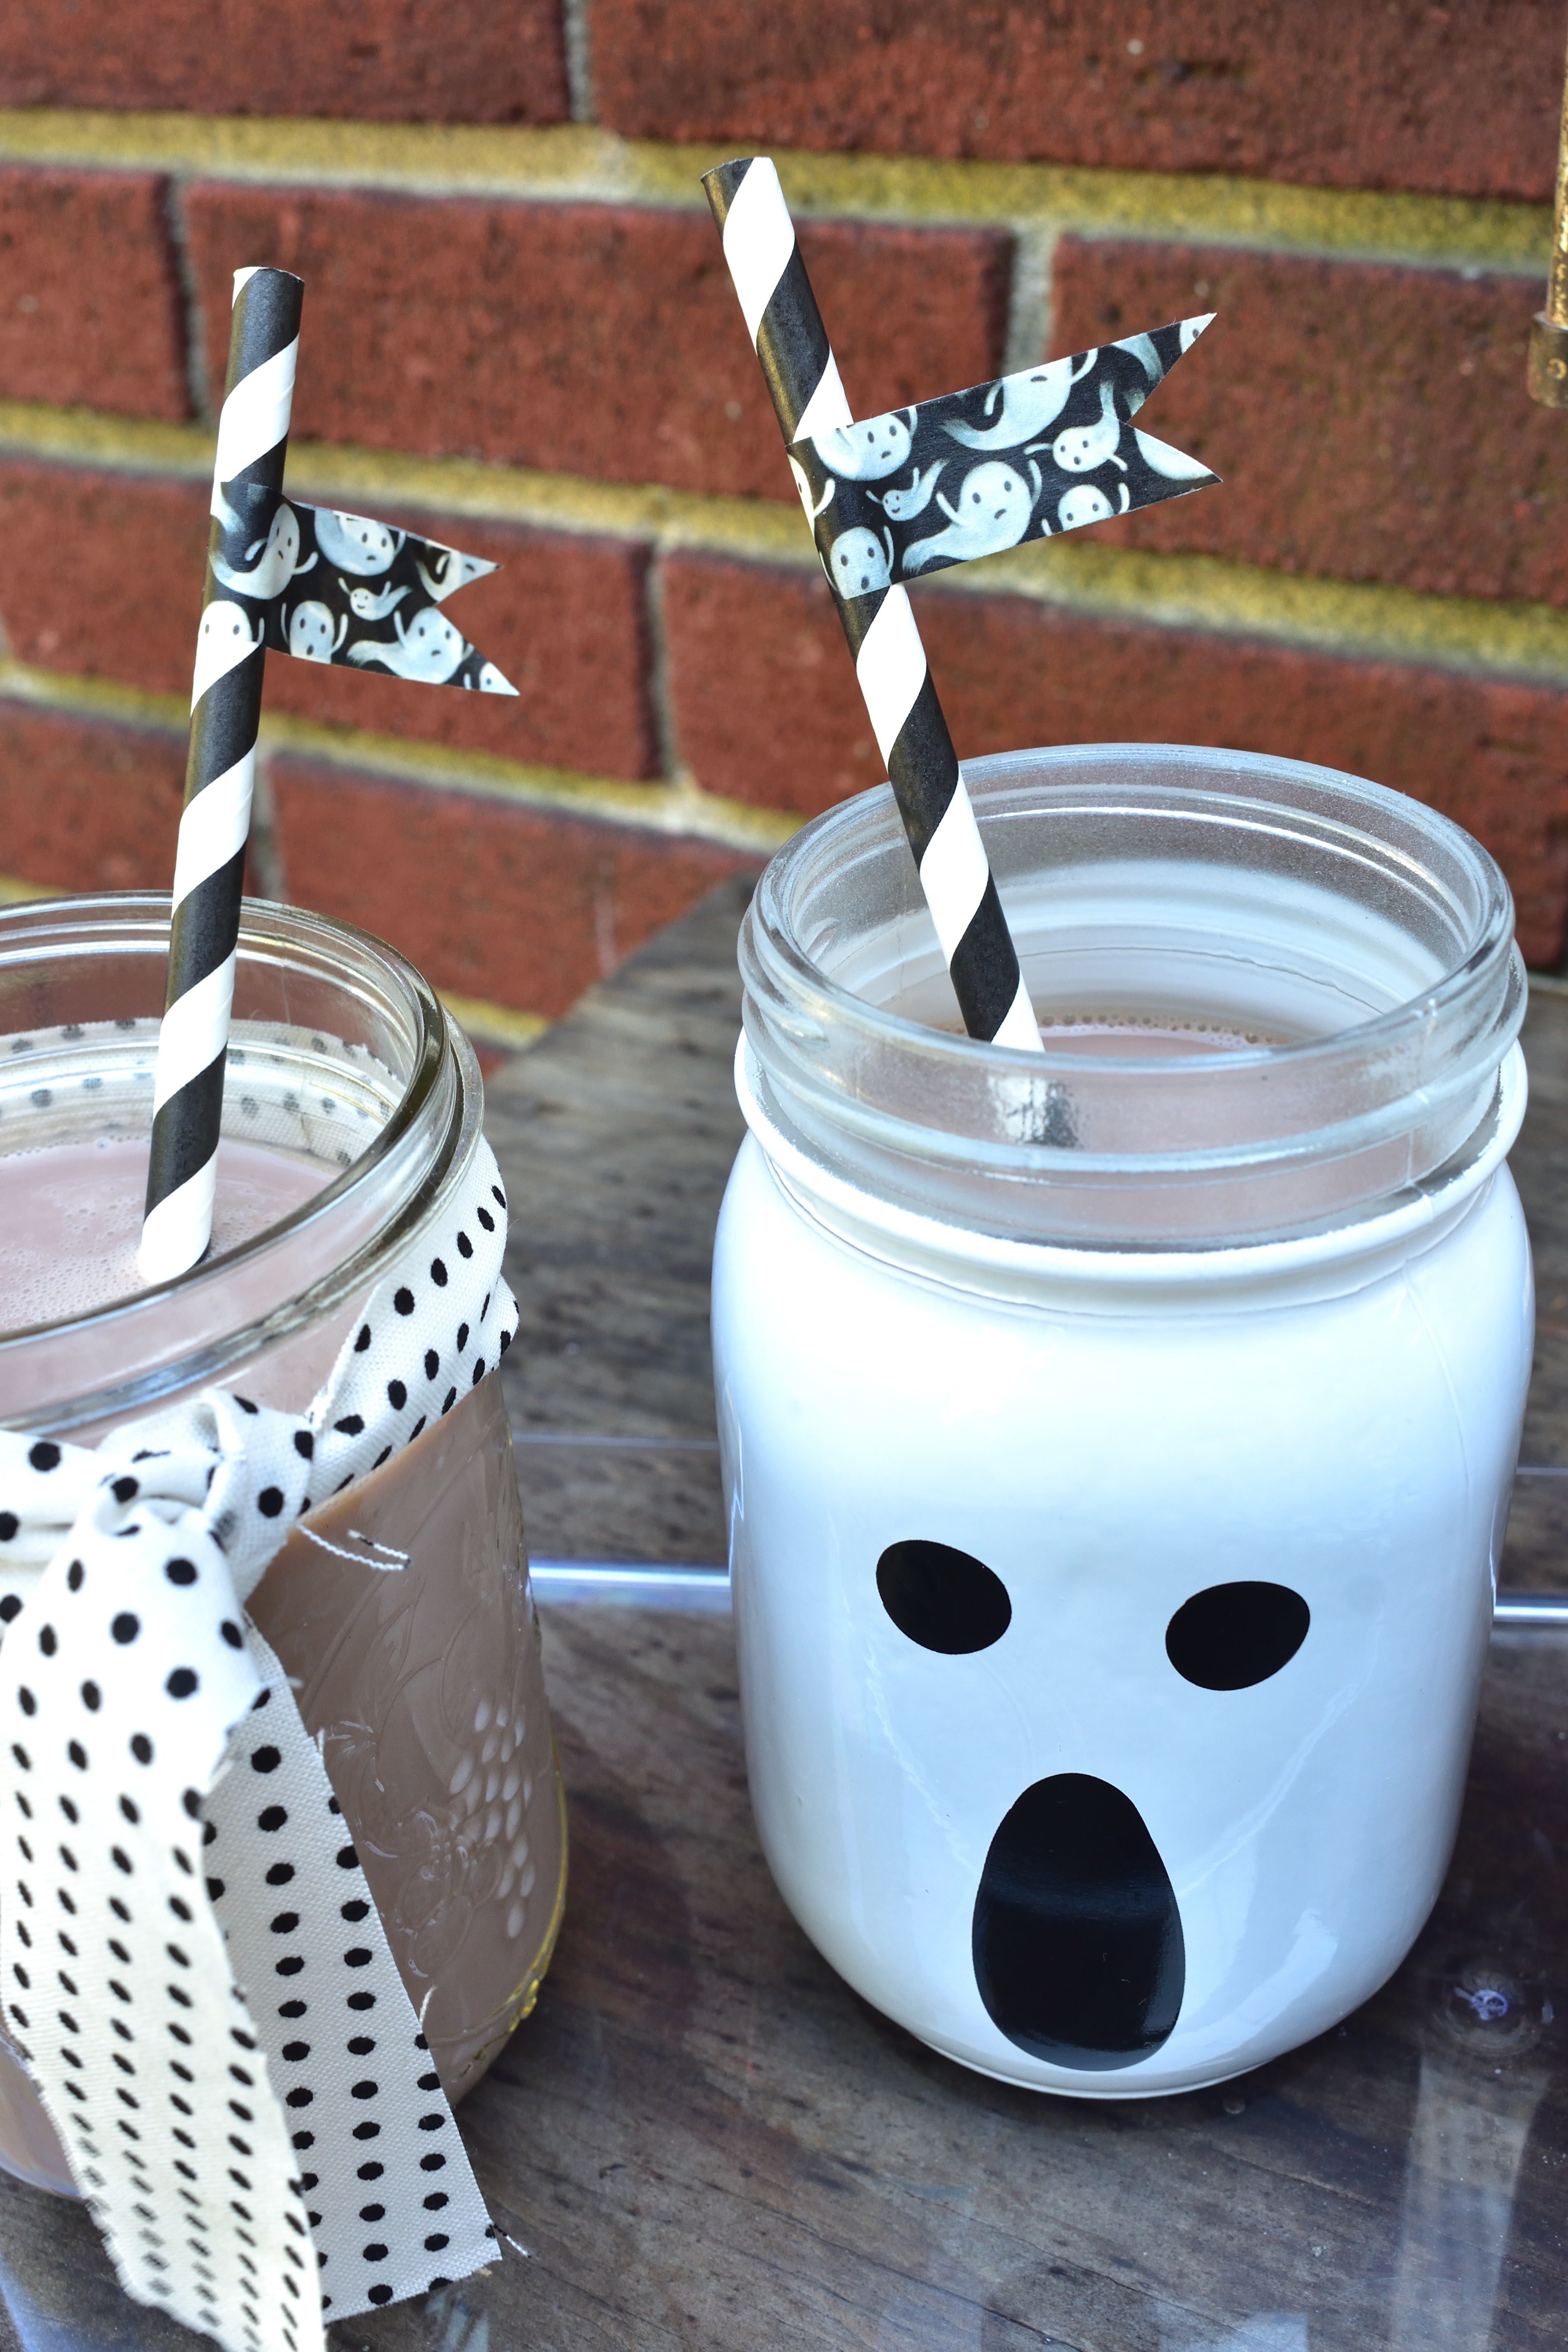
[1,877,1565,2352]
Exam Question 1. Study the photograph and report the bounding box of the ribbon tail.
[0,1495,318,2352]
[208,1630,495,2324]
[0,1137,522,2351]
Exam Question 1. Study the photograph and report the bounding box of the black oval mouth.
[972,1773,1185,2070]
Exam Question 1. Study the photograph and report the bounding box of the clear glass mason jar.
[0,894,566,2190]
[712,744,1532,2098]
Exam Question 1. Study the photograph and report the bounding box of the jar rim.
[751,745,1517,1078]
[0,893,477,1432]
[739,743,1526,1248]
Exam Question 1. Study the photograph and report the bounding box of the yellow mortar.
[0,111,1548,276]
[1,402,1565,694]
[436,993,551,1053]
[0,108,1559,870]
[0,655,798,858]
[0,880,553,1039]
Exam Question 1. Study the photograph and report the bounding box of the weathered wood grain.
[358,1604,1568,2352]
[1499,989,1568,1594]
[487,875,749,1568]
[1512,991,1568,1470]
[3,1605,1561,2350]
[1,891,1565,2350]
[488,875,751,1449]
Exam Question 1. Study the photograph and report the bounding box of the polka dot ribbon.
[0,1140,519,2352]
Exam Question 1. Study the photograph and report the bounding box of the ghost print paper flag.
[200,496,516,694]
[788,315,1218,599]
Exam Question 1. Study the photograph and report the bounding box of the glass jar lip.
[738,743,1524,1247]
[750,744,1517,1084]
[0,891,446,1341]
[0,893,478,1431]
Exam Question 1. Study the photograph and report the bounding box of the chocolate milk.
[1031,1018,1283,1056]
[250,1373,566,2099]
[0,1132,563,2188]
[0,1136,328,1328]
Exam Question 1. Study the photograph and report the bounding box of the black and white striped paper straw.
[702,157,1041,1053]
[139,266,304,1283]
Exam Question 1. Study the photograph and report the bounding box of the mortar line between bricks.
[4,403,1568,692]
[0,401,812,560]
[0,110,1550,277]
[0,657,795,854]
[247,743,287,903]
[642,555,690,791]
[1001,223,1054,377]
[0,893,555,1035]
[162,178,212,427]
[561,0,598,125]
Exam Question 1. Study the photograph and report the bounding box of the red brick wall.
[0,4,570,123]
[270,758,751,1016]
[0,168,186,415]
[1049,240,1568,605]
[181,187,1011,496]
[0,6,1563,1004]
[587,2,1564,201]
[7,5,1559,198]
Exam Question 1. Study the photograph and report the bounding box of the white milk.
[712,745,1533,2096]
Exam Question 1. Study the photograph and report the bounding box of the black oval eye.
[1165,1581,1309,1691]
[877,1541,1012,1655]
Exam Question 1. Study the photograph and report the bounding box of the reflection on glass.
[0,2206,190,2350]
[424,2284,492,2351]
[1160,2321,1309,2351]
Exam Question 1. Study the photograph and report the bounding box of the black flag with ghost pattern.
[787,317,1218,601]
[199,494,515,694]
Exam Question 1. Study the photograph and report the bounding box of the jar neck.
[0,896,479,1437]
[740,747,1524,1251]
[738,1036,1527,1313]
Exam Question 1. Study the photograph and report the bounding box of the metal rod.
[1493,1593,1568,1627]
[527,1561,1568,1631]
[529,1560,732,1610]
[1549,44,1568,330]
[1527,29,1568,402]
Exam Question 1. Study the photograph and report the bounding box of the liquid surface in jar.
[928,1013,1292,1055]
[1033,1016,1286,1058]
[0,1136,330,1333]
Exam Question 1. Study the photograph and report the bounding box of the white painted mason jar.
[711,744,1532,2097]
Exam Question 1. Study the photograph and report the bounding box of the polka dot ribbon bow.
[0,1140,518,2352]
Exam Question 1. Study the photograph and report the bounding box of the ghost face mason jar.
[0,894,566,2190]
[712,744,1531,2098]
